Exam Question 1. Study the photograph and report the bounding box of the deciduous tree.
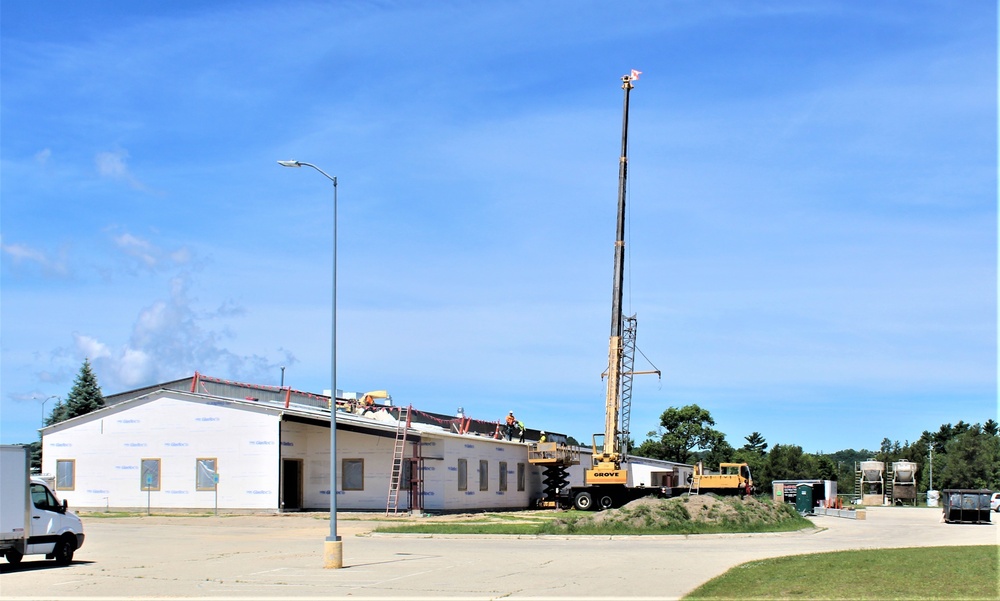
[700,434,734,468]
[647,404,725,464]
[936,424,1000,490]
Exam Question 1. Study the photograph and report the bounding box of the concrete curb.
[812,507,867,519]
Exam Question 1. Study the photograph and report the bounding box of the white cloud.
[95,149,130,179]
[0,238,70,277]
[2,241,47,264]
[73,333,112,360]
[110,230,192,273]
[34,148,51,165]
[133,299,171,342]
[117,347,153,387]
[95,148,152,192]
[170,247,192,264]
[77,276,290,392]
[114,233,157,268]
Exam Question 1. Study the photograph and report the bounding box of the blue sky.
[2,1,996,454]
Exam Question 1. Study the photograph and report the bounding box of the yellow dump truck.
[689,462,753,497]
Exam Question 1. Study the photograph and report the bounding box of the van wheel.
[574,491,593,510]
[5,549,22,565]
[599,495,614,510]
[52,536,75,566]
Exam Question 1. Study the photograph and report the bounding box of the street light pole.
[277,159,343,569]
[39,395,59,425]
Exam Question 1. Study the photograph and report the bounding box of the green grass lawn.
[374,522,546,535]
[685,545,999,600]
[80,511,220,518]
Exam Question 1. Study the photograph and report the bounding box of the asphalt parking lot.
[1,507,995,600]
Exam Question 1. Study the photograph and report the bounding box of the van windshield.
[30,483,60,511]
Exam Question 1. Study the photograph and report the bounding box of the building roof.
[102,372,331,411]
[47,374,690,469]
[51,376,540,447]
[96,372,564,442]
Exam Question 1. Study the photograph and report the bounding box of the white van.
[1,446,85,565]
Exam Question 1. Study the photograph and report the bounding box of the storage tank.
[860,461,884,483]
[892,460,917,484]
[891,460,918,503]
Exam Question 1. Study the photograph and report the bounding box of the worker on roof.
[361,394,376,416]
[504,411,517,441]
[517,420,526,443]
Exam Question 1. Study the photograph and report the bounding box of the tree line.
[631,404,1000,494]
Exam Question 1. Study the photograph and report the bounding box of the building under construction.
[39,373,690,513]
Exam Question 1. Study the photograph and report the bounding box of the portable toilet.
[796,483,814,514]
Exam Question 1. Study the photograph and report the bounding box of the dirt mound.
[554,494,801,532]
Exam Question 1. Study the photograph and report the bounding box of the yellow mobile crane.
[587,69,639,492]
[531,71,665,511]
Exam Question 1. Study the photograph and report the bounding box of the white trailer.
[0,445,85,565]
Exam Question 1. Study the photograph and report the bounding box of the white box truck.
[1,445,84,565]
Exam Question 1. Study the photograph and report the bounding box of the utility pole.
[928,446,933,491]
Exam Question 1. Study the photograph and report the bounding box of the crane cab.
[584,434,628,485]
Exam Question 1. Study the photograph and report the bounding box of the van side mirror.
[62,499,68,512]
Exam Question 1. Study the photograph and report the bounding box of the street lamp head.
[277,160,336,185]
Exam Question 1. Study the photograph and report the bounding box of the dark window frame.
[343,458,365,491]
[457,458,468,491]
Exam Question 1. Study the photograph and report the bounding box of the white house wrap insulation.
[40,375,690,513]
[39,385,555,512]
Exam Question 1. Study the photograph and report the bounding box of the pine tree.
[742,431,769,456]
[50,359,105,424]
[44,399,70,426]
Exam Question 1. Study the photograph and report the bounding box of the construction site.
[39,71,701,516]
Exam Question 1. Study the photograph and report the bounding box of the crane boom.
[586,71,637,487]
[605,72,633,456]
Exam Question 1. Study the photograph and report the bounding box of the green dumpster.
[796,483,814,514]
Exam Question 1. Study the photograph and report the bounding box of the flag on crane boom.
[630,69,642,81]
